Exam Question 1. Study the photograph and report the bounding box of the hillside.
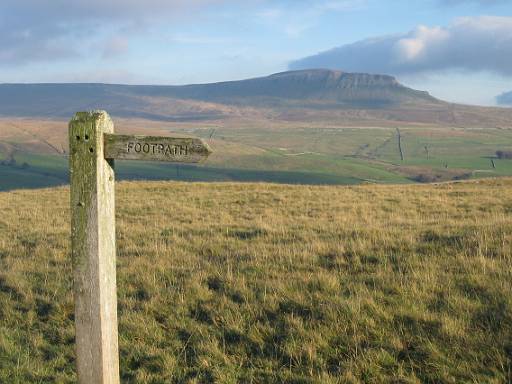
[130,69,439,106]
[2,70,512,127]
[2,117,512,191]
[2,70,512,192]
[1,179,511,383]
[0,70,438,118]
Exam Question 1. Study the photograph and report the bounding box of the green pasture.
[1,127,512,191]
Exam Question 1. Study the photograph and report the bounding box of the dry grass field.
[0,179,511,383]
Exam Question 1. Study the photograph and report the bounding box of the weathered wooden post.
[69,110,211,383]
[69,111,119,383]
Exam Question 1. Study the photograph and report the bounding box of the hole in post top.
[89,148,94,153]
[84,134,89,141]
[76,135,80,141]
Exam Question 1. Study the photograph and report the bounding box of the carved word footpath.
[104,134,210,163]
[127,142,188,156]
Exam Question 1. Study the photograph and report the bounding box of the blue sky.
[1,0,511,105]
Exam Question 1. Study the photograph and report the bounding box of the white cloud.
[0,0,365,66]
[290,16,512,76]
[102,37,129,59]
[394,26,450,61]
[0,0,234,65]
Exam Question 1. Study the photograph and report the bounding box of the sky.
[1,0,511,106]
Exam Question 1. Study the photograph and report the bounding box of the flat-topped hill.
[0,69,438,118]
[2,70,512,127]
[1,179,511,382]
[136,69,439,106]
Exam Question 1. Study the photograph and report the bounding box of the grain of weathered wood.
[69,111,119,384]
[104,134,211,163]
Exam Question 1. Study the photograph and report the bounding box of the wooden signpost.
[69,111,211,384]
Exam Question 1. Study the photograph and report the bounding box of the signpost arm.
[69,111,119,384]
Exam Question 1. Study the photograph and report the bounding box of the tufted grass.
[0,179,511,383]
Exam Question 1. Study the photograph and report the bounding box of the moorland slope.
[0,179,511,383]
